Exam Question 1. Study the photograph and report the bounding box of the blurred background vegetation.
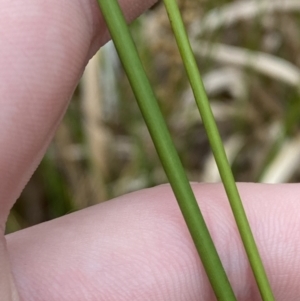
[6,0,300,233]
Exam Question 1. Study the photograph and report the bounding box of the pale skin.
[0,0,300,300]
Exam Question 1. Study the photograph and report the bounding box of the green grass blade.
[97,0,237,300]
[162,1,275,300]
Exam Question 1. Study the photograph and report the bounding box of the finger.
[6,183,300,300]
[0,0,157,223]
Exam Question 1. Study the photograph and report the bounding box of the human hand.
[1,0,300,300]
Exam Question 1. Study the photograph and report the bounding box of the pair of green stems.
[96,0,275,300]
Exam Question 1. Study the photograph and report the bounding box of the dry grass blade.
[191,0,300,38]
[81,50,111,202]
[179,68,246,129]
[202,68,247,100]
[261,134,300,183]
[203,135,245,182]
[192,41,300,88]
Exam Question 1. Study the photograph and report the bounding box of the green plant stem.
[97,0,236,300]
[162,1,275,300]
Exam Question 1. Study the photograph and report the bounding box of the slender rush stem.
[162,1,275,300]
[97,0,236,300]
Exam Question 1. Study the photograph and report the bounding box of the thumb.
[0,0,156,226]
[0,0,155,299]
